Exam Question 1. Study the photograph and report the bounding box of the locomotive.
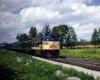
[7,34,60,57]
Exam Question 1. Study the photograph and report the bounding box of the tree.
[42,23,51,35]
[52,24,69,48]
[91,28,98,47]
[37,32,43,37]
[52,26,59,36]
[16,33,21,42]
[97,28,100,44]
[20,33,28,41]
[80,39,87,48]
[16,33,28,42]
[29,27,37,38]
[65,26,77,48]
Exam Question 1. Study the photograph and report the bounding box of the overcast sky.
[0,0,100,43]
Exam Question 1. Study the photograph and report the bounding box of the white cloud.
[19,7,62,23]
[0,0,33,12]
[72,23,100,41]
[0,0,100,43]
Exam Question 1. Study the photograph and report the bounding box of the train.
[6,34,60,57]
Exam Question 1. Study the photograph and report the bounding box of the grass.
[0,49,98,80]
[60,48,100,60]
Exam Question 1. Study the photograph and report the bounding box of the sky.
[0,0,100,43]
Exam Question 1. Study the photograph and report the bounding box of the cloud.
[0,0,100,43]
[19,7,62,23]
[0,0,33,13]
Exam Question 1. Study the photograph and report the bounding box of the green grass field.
[60,48,100,60]
[0,50,96,80]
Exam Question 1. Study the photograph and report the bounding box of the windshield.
[42,35,59,41]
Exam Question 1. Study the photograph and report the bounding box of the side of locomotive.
[7,35,60,57]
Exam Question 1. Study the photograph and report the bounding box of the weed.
[0,50,96,80]
[60,49,100,60]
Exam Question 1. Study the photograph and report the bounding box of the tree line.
[16,23,100,48]
[91,28,100,46]
[16,24,77,48]
[77,28,100,48]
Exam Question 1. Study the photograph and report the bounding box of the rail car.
[7,35,60,57]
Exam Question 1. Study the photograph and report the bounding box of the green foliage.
[52,26,59,36]
[15,24,78,48]
[21,33,28,41]
[16,33,20,41]
[0,65,15,80]
[62,68,94,80]
[65,26,77,48]
[0,50,96,80]
[96,76,100,80]
[91,28,100,46]
[0,50,28,79]
[98,28,100,44]
[16,33,28,42]
[37,32,43,37]
[42,23,51,35]
[29,26,37,38]
[81,49,98,54]
[79,39,88,47]
[28,59,62,78]
[60,49,100,60]
[52,24,68,38]
[58,25,68,38]
[52,24,68,48]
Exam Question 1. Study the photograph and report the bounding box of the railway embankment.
[0,50,99,80]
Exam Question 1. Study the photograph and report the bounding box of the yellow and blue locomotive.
[8,35,60,57]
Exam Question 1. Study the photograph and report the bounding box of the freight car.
[7,35,60,57]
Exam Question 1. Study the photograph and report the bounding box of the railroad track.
[48,56,100,71]
[28,52,100,71]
